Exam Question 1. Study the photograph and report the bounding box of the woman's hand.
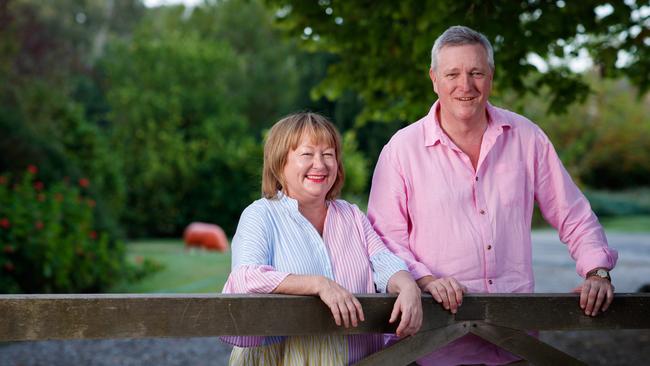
[387,271,423,337]
[317,277,365,328]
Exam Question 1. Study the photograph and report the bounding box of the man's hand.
[573,276,615,317]
[417,275,466,314]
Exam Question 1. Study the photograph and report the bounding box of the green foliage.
[101,6,264,236]
[266,1,649,122]
[0,167,152,294]
[584,188,650,217]
[515,75,650,189]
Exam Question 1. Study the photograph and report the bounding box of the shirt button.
[487,245,492,250]
[475,176,479,182]
[479,209,486,215]
[488,279,493,285]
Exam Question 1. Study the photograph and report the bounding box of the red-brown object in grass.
[183,222,229,252]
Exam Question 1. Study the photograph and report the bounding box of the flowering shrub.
[0,165,146,293]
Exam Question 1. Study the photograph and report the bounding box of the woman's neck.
[298,200,328,236]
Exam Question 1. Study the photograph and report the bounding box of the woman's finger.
[353,297,365,322]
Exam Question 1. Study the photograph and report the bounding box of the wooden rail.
[1,293,649,365]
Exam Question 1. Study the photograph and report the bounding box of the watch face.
[596,269,609,278]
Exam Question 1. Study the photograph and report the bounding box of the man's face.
[430,44,493,126]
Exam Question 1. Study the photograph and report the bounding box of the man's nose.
[457,73,472,91]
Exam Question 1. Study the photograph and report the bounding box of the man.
[367,25,618,365]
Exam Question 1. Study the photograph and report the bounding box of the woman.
[222,112,422,365]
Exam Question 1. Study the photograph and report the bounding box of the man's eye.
[446,73,458,78]
[471,72,484,77]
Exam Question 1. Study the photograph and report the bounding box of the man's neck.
[437,108,489,170]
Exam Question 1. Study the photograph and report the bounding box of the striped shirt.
[221,192,407,364]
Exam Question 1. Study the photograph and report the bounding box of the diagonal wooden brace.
[354,322,470,366]
[469,322,587,366]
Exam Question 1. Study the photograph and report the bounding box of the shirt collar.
[423,100,512,147]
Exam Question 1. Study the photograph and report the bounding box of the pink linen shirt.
[368,101,618,365]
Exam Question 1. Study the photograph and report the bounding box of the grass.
[110,239,231,293]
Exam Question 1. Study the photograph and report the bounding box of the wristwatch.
[586,268,611,282]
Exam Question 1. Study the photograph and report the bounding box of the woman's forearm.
[387,270,420,294]
[272,274,325,295]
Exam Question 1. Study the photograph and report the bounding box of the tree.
[265,1,650,123]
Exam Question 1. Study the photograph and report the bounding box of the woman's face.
[282,133,337,205]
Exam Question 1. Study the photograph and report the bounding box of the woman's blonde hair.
[262,112,344,200]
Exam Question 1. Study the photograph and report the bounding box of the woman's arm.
[274,274,365,328]
[387,270,422,337]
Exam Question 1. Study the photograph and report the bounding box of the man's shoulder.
[386,116,427,147]
[490,104,543,135]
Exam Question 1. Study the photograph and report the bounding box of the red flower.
[78,178,90,188]
[87,199,96,208]
[35,221,44,230]
[27,165,38,174]
[2,245,14,254]
[0,218,9,229]
[0,175,6,185]
[3,262,14,272]
[34,181,44,191]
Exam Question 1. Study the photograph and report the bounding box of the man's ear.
[429,68,438,94]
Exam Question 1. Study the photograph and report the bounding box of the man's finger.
[436,283,451,310]
[580,282,590,309]
[591,286,607,316]
[428,286,443,303]
[602,284,614,312]
[585,284,599,315]
[449,279,464,305]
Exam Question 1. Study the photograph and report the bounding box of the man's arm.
[533,129,618,316]
[368,143,465,313]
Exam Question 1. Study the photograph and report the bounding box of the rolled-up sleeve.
[224,204,290,294]
[533,130,618,277]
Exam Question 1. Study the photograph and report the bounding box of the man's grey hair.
[430,25,494,72]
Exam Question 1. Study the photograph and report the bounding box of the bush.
[584,189,650,217]
[0,165,154,293]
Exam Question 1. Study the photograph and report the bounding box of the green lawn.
[111,239,231,293]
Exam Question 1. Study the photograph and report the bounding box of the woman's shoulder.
[240,197,277,219]
[329,199,365,219]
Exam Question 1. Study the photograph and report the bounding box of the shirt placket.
[475,129,501,292]
[473,173,496,292]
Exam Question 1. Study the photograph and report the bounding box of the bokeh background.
[1,0,649,295]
